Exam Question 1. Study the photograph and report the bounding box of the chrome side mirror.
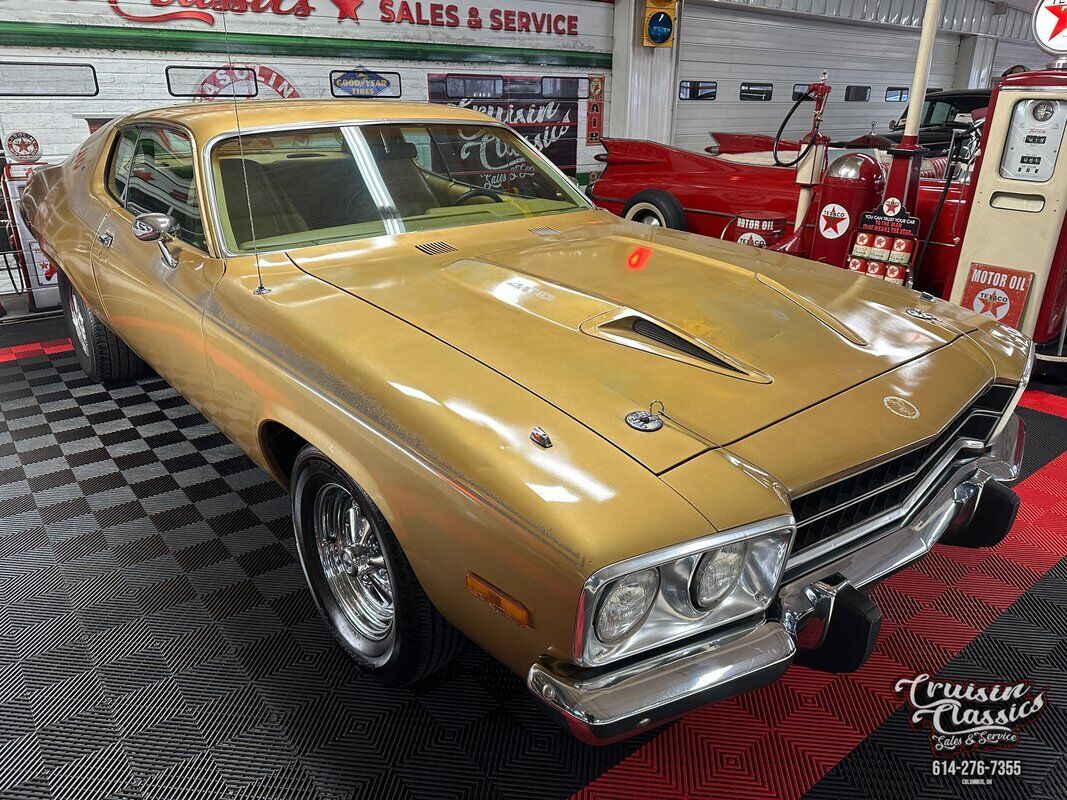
[132,213,179,242]
[132,213,180,268]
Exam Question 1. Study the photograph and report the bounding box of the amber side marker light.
[466,572,531,628]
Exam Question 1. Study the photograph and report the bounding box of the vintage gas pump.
[948,0,1067,371]
[770,74,832,254]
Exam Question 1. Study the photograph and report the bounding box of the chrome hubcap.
[69,291,89,352]
[314,483,394,642]
[635,211,662,226]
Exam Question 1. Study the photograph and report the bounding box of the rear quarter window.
[106,128,139,204]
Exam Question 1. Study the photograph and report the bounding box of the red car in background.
[586,137,961,299]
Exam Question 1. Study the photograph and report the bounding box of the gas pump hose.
[773,91,818,168]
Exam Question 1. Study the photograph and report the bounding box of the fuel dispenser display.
[999,98,1067,181]
[948,69,1067,366]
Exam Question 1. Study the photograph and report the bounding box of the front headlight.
[594,568,659,643]
[576,516,794,667]
[691,542,746,609]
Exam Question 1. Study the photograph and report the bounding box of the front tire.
[291,445,464,684]
[59,271,149,385]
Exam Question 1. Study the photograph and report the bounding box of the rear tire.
[622,190,687,230]
[59,271,149,385]
[291,445,465,685]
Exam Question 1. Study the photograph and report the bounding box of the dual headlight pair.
[577,516,794,667]
[595,541,747,642]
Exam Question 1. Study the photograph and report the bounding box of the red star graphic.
[330,0,364,22]
[978,295,1007,316]
[1046,2,1067,40]
[821,212,845,234]
[884,198,900,214]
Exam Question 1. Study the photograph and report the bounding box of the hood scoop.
[580,310,771,384]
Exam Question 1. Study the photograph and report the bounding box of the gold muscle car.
[21,100,1033,744]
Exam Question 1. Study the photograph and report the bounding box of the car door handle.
[98,232,114,248]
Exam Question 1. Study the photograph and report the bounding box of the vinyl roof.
[122,99,498,141]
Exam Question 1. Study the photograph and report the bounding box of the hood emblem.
[883,396,920,419]
[530,427,553,448]
[905,307,938,322]
[625,401,665,432]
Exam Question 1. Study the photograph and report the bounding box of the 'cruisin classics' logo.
[896,674,1046,755]
[107,0,357,25]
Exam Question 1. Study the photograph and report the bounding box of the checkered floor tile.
[1,326,1065,800]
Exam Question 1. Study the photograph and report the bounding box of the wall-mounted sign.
[195,64,301,100]
[428,73,578,176]
[331,69,402,98]
[5,131,40,162]
[1033,0,1067,55]
[106,0,580,37]
[586,74,604,144]
[108,0,316,25]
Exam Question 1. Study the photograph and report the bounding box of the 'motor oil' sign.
[960,263,1034,329]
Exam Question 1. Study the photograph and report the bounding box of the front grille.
[790,384,1015,554]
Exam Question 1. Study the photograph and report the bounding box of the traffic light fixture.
[643,0,677,48]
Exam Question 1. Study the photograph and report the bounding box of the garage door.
[674,3,961,152]
[992,39,1051,80]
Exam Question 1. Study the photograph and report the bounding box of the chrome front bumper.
[527,414,1025,744]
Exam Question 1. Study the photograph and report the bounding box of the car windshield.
[210,122,589,253]
[918,96,988,127]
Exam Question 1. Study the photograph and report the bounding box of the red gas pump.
[769,74,833,255]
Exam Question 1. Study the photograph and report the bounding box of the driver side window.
[124,126,206,251]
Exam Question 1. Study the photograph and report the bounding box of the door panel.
[94,124,222,410]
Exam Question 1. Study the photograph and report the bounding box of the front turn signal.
[466,572,531,628]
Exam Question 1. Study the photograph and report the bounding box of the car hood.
[288,213,973,473]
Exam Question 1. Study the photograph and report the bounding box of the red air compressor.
[808,153,885,269]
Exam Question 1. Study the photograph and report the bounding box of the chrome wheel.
[313,482,395,645]
[69,290,89,352]
[634,211,662,226]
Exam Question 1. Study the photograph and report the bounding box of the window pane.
[844,85,871,102]
[542,77,589,99]
[446,75,503,99]
[330,70,402,99]
[792,83,814,102]
[885,87,909,102]
[211,124,587,253]
[212,128,366,251]
[107,128,139,204]
[740,82,773,101]
[166,66,258,99]
[924,100,954,125]
[0,62,97,97]
[679,80,716,100]
[125,127,206,250]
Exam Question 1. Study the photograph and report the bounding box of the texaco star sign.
[1034,0,1067,55]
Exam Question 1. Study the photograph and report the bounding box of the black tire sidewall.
[623,190,687,230]
[292,448,409,676]
[58,271,99,380]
